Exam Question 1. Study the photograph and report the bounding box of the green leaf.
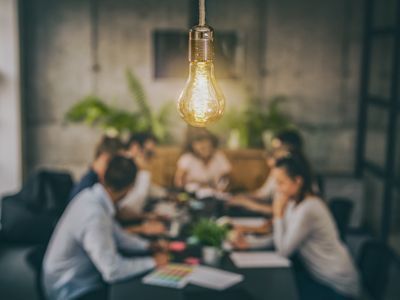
[65,70,175,142]
[192,219,229,248]
[126,69,152,120]
[65,96,111,126]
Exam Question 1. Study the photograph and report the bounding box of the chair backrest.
[328,197,354,241]
[21,170,74,213]
[1,169,74,244]
[358,240,393,300]
[26,245,47,300]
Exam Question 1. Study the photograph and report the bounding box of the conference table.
[111,196,300,300]
[110,256,299,300]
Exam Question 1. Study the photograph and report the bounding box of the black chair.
[328,197,353,242]
[26,245,47,300]
[1,169,73,244]
[358,240,393,300]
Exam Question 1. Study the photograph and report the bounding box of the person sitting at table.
[43,156,169,300]
[117,132,167,221]
[272,155,359,300]
[68,134,165,235]
[228,130,308,215]
[174,127,232,192]
[68,135,125,201]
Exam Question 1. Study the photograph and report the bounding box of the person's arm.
[118,171,151,218]
[252,176,275,199]
[273,203,314,257]
[112,221,153,251]
[229,196,272,215]
[81,217,155,283]
[174,167,187,188]
[215,152,232,190]
[124,220,166,236]
[174,154,191,188]
[244,201,272,215]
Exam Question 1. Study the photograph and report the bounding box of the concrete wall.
[262,0,364,173]
[0,0,22,197]
[22,0,364,180]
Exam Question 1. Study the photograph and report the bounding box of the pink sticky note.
[169,241,186,252]
[184,257,200,265]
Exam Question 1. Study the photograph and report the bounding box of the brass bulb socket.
[188,25,214,62]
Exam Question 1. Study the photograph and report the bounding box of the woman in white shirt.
[272,155,359,300]
[228,130,307,214]
[174,128,231,191]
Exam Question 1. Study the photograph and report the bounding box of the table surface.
[111,198,299,300]
[110,255,299,300]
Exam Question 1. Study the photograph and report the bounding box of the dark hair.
[184,127,219,154]
[274,130,303,151]
[275,154,314,204]
[104,156,137,192]
[94,135,125,159]
[128,132,157,148]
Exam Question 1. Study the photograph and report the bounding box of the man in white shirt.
[43,156,169,300]
[118,132,166,220]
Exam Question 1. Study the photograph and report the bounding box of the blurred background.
[0,0,399,298]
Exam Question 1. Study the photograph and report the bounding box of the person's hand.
[273,193,290,219]
[134,151,150,170]
[153,252,169,267]
[150,239,169,252]
[141,220,166,235]
[230,231,249,250]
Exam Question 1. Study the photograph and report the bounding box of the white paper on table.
[245,234,274,249]
[195,188,215,199]
[189,265,243,290]
[229,217,266,227]
[154,202,177,218]
[230,252,291,268]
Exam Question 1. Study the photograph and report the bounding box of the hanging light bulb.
[177,0,225,127]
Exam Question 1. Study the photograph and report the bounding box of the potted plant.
[64,69,174,143]
[192,219,229,266]
[210,95,297,149]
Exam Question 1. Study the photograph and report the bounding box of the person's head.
[271,130,303,152]
[266,147,292,168]
[104,155,138,203]
[273,154,314,203]
[185,128,218,161]
[127,132,157,161]
[93,135,125,180]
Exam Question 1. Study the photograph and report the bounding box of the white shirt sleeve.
[177,153,192,170]
[216,151,232,175]
[81,215,155,283]
[118,170,151,213]
[273,202,315,257]
[112,221,150,251]
[254,176,276,199]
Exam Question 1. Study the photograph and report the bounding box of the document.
[230,252,291,268]
[229,217,266,227]
[189,265,243,290]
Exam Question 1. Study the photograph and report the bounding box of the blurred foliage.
[65,69,174,143]
[192,218,229,248]
[210,95,296,148]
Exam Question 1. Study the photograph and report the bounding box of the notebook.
[230,252,291,268]
[142,264,194,289]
